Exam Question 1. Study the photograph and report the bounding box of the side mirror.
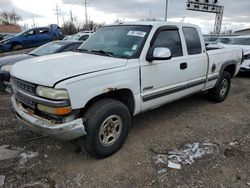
[146,47,172,61]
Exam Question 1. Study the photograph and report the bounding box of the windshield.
[29,42,65,56]
[228,38,250,45]
[67,35,81,40]
[79,25,152,59]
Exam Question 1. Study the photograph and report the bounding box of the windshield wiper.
[75,48,89,53]
[28,53,39,57]
[90,50,114,57]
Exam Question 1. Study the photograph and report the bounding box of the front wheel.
[207,71,231,102]
[12,44,23,51]
[83,99,131,159]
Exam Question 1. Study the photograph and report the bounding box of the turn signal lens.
[37,104,72,115]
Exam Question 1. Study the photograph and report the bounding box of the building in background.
[0,24,21,35]
[234,28,250,35]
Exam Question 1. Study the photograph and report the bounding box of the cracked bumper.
[11,96,86,140]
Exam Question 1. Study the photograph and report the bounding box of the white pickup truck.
[10,22,243,158]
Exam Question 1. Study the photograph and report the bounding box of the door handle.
[180,63,187,70]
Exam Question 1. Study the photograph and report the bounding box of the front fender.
[55,67,140,110]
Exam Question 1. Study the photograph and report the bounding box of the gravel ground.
[0,73,249,187]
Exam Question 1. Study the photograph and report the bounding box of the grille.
[11,77,36,95]
[11,77,37,109]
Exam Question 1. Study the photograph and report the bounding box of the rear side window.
[153,30,183,57]
[183,27,202,55]
[79,35,90,41]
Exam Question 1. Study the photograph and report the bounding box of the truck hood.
[11,52,127,87]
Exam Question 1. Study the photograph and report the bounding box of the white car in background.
[207,36,236,49]
[226,35,250,72]
[64,31,93,42]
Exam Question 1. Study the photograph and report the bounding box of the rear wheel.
[83,99,131,159]
[0,82,6,92]
[207,71,231,102]
[12,44,23,51]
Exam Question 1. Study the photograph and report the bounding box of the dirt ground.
[0,73,250,187]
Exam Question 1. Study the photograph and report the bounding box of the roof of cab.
[110,21,199,29]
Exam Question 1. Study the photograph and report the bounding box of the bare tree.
[78,20,103,32]
[0,10,22,25]
[61,21,77,35]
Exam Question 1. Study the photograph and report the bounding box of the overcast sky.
[0,0,249,34]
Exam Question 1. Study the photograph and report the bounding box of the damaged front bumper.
[11,96,86,140]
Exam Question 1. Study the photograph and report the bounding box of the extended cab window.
[183,27,202,55]
[153,30,183,58]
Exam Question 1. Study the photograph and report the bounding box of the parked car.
[240,50,250,72]
[207,36,235,49]
[0,40,83,91]
[204,36,218,46]
[0,25,63,52]
[225,35,250,72]
[10,22,243,158]
[63,32,93,41]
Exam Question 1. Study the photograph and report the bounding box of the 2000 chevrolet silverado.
[10,22,243,158]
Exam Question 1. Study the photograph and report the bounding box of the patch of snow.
[168,161,181,170]
[19,151,39,165]
[157,169,167,174]
[0,145,20,161]
[0,175,5,187]
[153,142,218,172]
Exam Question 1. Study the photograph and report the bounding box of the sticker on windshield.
[124,51,133,56]
[127,31,146,38]
[132,45,138,51]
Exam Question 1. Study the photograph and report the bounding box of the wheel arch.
[216,60,236,87]
[80,88,135,116]
[11,41,24,49]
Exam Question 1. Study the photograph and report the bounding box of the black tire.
[12,44,23,51]
[0,81,6,92]
[208,71,231,102]
[83,99,131,159]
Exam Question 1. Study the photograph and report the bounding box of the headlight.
[36,86,69,100]
[0,40,9,44]
[0,64,13,72]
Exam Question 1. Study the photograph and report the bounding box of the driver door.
[23,29,40,48]
[140,27,189,111]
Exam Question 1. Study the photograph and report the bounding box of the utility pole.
[165,0,168,21]
[83,0,88,27]
[54,3,61,26]
[70,10,73,23]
